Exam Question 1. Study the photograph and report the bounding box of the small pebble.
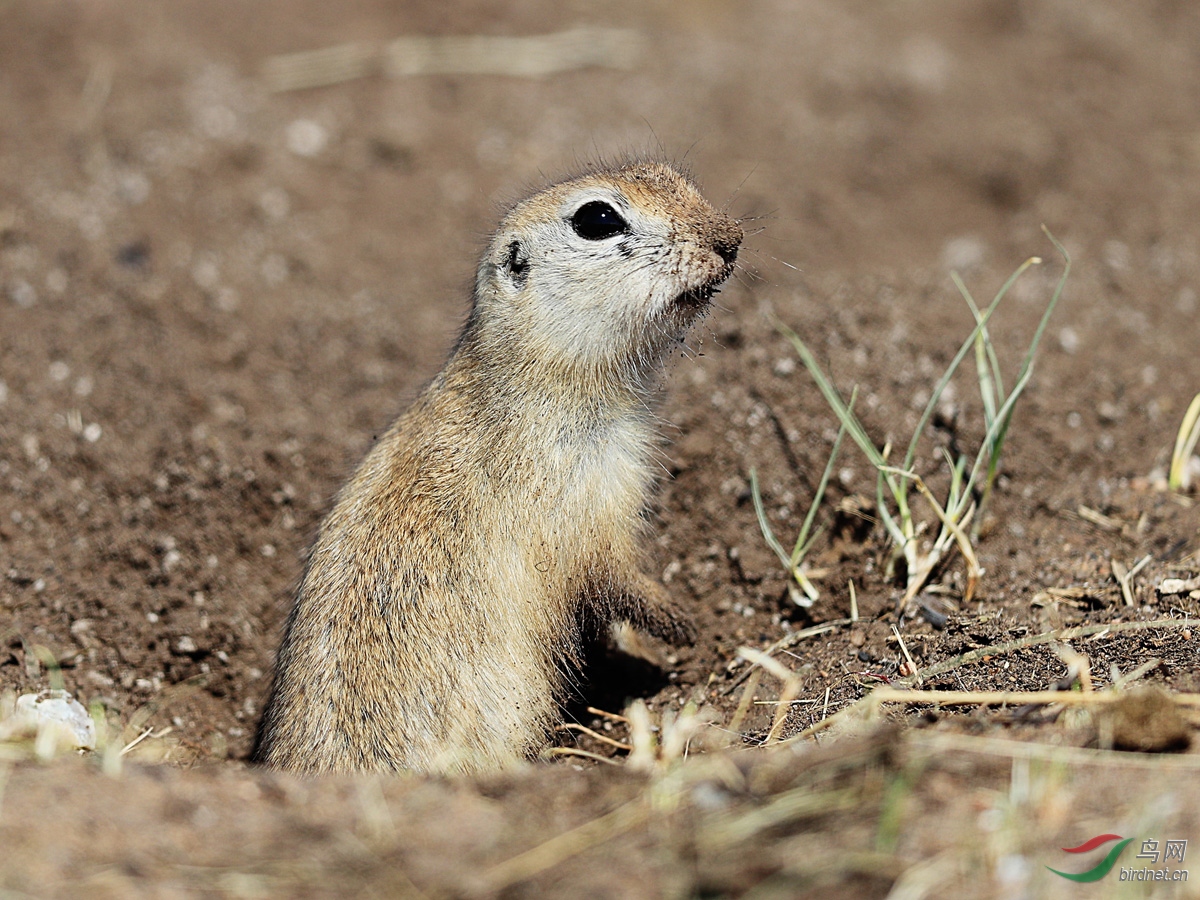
[0,690,96,752]
[258,188,290,220]
[286,119,328,157]
[941,235,986,272]
[10,279,36,308]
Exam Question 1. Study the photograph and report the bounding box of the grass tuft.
[767,229,1071,615]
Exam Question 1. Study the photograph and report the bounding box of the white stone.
[10,279,36,308]
[0,689,96,752]
[258,187,290,220]
[285,119,328,157]
[941,235,985,272]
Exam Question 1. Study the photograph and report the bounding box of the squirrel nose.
[713,217,743,266]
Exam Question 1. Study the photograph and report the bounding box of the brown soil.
[2,1,1199,897]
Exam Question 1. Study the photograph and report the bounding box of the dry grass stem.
[1031,585,1118,607]
[261,42,376,91]
[915,479,980,604]
[753,699,819,706]
[724,618,852,694]
[908,730,1200,769]
[784,694,879,745]
[120,726,172,757]
[868,686,1200,709]
[1075,505,1124,532]
[264,28,645,92]
[737,647,796,685]
[481,800,647,892]
[729,670,762,736]
[890,626,921,685]
[586,706,630,725]
[540,747,622,766]
[119,676,206,749]
[737,648,803,743]
[880,467,981,610]
[882,849,958,900]
[1112,554,1152,607]
[775,619,1194,745]
[1113,657,1163,688]
[766,683,803,745]
[625,701,656,772]
[554,723,632,752]
[698,787,861,852]
[899,618,1194,685]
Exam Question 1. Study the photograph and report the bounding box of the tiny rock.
[0,689,96,752]
[1158,576,1200,596]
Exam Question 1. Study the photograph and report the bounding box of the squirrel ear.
[501,240,529,286]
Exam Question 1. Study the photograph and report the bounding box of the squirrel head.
[471,162,742,383]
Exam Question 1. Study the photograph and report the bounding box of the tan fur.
[253,161,741,775]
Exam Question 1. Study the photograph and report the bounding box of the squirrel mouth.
[674,282,721,310]
[674,259,737,311]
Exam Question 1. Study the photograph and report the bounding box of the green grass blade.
[1004,229,1070,426]
[1169,392,1200,491]
[774,319,887,471]
[938,448,971,539]
[791,388,856,566]
[953,272,999,427]
[750,467,793,572]
[970,229,1071,511]
[793,570,821,605]
[875,466,907,549]
[795,523,825,562]
[900,288,1005,474]
[775,318,916,539]
[954,256,1041,412]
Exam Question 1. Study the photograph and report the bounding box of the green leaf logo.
[1046,836,1133,883]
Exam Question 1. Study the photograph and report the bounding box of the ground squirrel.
[253,160,742,775]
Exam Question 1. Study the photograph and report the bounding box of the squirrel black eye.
[570,201,629,240]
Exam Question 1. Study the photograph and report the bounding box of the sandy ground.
[2,1,1199,896]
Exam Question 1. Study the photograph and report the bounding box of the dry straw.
[263,28,646,92]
